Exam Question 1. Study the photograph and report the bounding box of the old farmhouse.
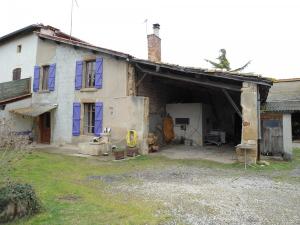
[0,24,275,163]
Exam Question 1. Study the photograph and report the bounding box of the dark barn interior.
[134,60,244,149]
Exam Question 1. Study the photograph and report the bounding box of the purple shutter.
[72,103,81,136]
[33,66,40,92]
[75,61,83,90]
[95,57,103,89]
[48,63,56,91]
[94,102,103,136]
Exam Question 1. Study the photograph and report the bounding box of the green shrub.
[0,183,41,223]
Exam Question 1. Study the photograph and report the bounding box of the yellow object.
[126,130,138,147]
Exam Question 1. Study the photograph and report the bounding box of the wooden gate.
[260,113,283,155]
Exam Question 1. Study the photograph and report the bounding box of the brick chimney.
[147,23,161,62]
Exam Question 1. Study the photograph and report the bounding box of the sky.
[1,0,300,79]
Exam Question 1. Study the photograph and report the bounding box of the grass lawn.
[3,148,300,224]
[6,153,172,225]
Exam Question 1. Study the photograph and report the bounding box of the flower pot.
[113,150,125,160]
[126,147,138,157]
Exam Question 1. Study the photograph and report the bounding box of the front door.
[39,112,51,144]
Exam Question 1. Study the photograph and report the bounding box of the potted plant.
[112,146,125,160]
[126,146,139,157]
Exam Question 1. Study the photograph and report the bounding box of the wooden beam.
[135,65,241,92]
[136,73,147,88]
[135,64,241,91]
[222,89,242,118]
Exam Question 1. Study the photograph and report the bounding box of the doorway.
[39,112,51,144]
[292,112,300,141]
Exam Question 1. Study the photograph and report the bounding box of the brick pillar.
[147,24,161,62]
[236,82,259,164]
[147,34,161,62]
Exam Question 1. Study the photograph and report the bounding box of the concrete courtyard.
[156,144,237,164]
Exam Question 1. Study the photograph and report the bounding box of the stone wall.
[236,82,259,164]
[33,38,129,145]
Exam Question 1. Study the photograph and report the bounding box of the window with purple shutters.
[75,61,83,90]
[94,102,103,136]
[95,57,103,89]
[72,103,81,136]
[48,63,56,91]
[33,66,40,92]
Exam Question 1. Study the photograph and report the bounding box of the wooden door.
[40,112,51,144]
[261,119,283,155]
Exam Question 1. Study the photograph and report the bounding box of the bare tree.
[0,118,30,186]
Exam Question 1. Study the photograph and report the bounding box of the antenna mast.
[70,0,79,40]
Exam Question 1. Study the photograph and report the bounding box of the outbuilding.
[261,78,300,159]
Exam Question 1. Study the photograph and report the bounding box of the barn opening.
[131,59,272,163]
[133,60,247,159]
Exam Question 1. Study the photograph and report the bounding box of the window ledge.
[80,88,97,92]
[38,90,50,93]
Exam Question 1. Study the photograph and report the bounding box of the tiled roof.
[0,24,131,59]
[264,101,300,112]
[264,79,300,112]
[267,79,300,102]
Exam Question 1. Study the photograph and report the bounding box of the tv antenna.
[70,0,79,40]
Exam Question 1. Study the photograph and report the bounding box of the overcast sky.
[1,0,299,79]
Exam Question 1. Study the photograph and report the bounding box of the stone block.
[236,147,257,164]
[78,142,101,156]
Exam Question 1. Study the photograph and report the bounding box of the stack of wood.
[147,133,159,152]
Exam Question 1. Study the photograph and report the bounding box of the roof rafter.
[135,64,241,92]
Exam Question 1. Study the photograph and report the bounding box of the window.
[12,68,21,80]
[83,103,95,134]
[17,45,22,53]
[41,65,50,90]
[84,61,96,88]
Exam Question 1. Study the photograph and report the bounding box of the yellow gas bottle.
[126,130,138,148]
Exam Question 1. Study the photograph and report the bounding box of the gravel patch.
[290,166,300,177]
[93,166,300,225]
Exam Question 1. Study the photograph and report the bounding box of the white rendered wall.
[166,103,203,146]
[33,39,128,145]
[0,34,38,83]
[0,98,33,132]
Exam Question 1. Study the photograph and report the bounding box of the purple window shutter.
[94,102,103,136]
[72,102,81,136]
[33,66,40,92]
[95,57,103,89]
[48,63,56,91]
[75,61,83,90]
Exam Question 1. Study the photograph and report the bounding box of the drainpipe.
[257,88,261,162]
